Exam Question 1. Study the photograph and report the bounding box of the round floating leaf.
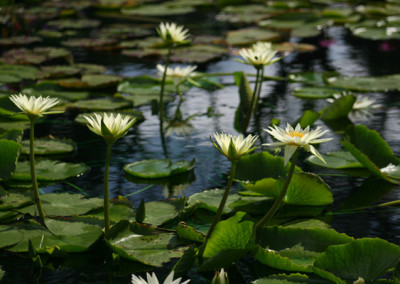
[253,274,313,284]
[328,74,400,92]
[289,71,340,86]
[321,95,356,120]
[21,138,76,155]
[124,158,196,179]
[0,36,41,46]
[0,192,33,210]
[121,3,195,16]
[35,65,81,79]
[145,198,185,227]
[22,81,90,101]
[226,28,281,46]
[176,222,205,243]
[47,19,100,30]
[0,139,21,180]
[307,151,364,169]
[293,87,346,99]
[73,98,132,111]
[17,193,103,216]
[0,222,50,250]
[105,220,187,267]
[12,160,88,181]
[187,189,241,214]
[314,238,400,281]
[218,5,274,24]
[62,38,118,50]
[59,74,123,89]
[170,45,228,64]
[0,64,39,82]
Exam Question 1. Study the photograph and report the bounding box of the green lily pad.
[289,71,340,86]
[73,63,107,75]
[62,38,118,50]
[75,111,144,124]
[145,198,185,227]
[176,222,205,243]
[217,5,274,24]
[47,19,101,30]
[170,44,228,64]
[0,192,33,210]
[22,81,90,101]
[105,220,187,267]
[0,64,39,83]
[17,193,103,216]
[85,198,134,223]
[0,47,72,65]
[73,98,132,111]
[121,3,195,16]
[0,36,41,46]
[0,222,50,250]
[226,28,281,46]
[187,189,241,214]
[328,74,400,92]
[124,158,196,179]
[320,95,356,120]
[11,160,88,181]
[307,151,364,169]
[35,66,81,79]
[59,74,123,89]
[293,87,346,99]
[314,238,400,281]
[21,138,76,155]
[0,139,21,180]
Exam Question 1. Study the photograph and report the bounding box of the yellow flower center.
[288,131,305,138]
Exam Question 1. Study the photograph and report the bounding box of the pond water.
[1,1,400,283]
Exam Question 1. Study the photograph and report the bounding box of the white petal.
[284,145,298,165]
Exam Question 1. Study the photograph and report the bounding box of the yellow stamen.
[288,131,304,138]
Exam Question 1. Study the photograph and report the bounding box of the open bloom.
[10,94,60,119]
[131,271,190,284]
[83,112,136,144]
[238,41,279,68]
[264,123,333,165]
[327,94,381,120]
[157,64,197,79]
[381,163,400,179]
[157,22,189,45]
[212,268,228,284]
[212,133,258,161]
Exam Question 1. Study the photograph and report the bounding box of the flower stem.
[254,67,265,112]
[159,46,173,122]
[254,149,299,237]
[206,161,237,241]
[243,68,261,132]
[104,142,112,233]
[29,118,46,225]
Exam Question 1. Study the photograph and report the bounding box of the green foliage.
[0,139,21,180]
[234,71,253,133]
[21,138,76,155]
[135,198,145,223]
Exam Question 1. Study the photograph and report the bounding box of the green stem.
[193,72,285,81]
[159,46,173,122]
[104,142,112,233]
[176,82,184,102]
[243,68,261,132]
[254,149,299,237]
[29,118,46,224]
[254,67,265,112]
[206,161,237,241]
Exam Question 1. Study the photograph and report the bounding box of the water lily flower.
[10,94,60,119]
[212,268,229,284]
[157,22,189,45]
[157,64,197,79]
[264,123,333,165]
[380,163,400,179]
[237,41,279,68]
[131,271,190,284]
[327,94,381,120]
[212,133,258,161]
[83,113,136,144]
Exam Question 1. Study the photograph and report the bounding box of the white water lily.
[380,163,400,179]
[238,41,279,68]
[212,268,229,284]
[157,22,189,45]
[264,123,333,165]
[327,94,381,120]
[131,271,190,284]
[83,113,136,144]
[212,133,258,161]
[10,94,60,118]
[157,64,197,78]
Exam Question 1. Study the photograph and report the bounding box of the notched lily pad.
[62,38,118,50]
[226,28,281,46]
[293,87,347,99]
[35,66,82,79]
[124,158,196,179]
[21,138,76,155]
[22,81,90,101]
[47,19,101,30]
[72,98,132,111]
[0,47,72,65]
[59,74,123,89]
[0,64,39,83]
[307,151,364,169]
[328,74,400,92]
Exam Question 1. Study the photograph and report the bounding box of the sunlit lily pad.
[18,193,103,216]
[21,138,76,155]
[0,36,41,46]
[293,87,346,99]
[307,151,364,169]
[35,66,81,79]
[144,198,185,227]
[124,158,196,179]
[289,71,340,85]
[217,5,274,24]
[59,74,123,89]
[226,28,281,46]
[47,19,101,30]
[22,81,90,101]
[105,220,187,267]
[328,74,400,92]
[187,189,241,214]
[314,238,400,281]
[274,42,316,53]
[121,3,195,16]
[11,160,88,181]
[62,38,118,50]
[0,64,39,83]
[0,47,72,65]
[0,192,33,210]
[171,44,228,63]
[72,98,132,111]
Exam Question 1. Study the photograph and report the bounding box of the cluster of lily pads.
[1,0,400,283]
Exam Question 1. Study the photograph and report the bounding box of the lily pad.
[289,71,340,86]
[47,19,101,30]
[226,28,281,46]
[145,198,185,227]
[35,66,81,79]
[217,5,274,24]
[105,220,187,267]
[187,189,241,214]
[124,158,196,179]
[59,74,123,89]
[170,44,228,64]
[62,38,118,50]
[0,222,50,250]
[0,36,41,46]
[314,238,400,281]
[121,3,195,16]
[22,81,90,101]
[307,151,364,169]
[328,74,400,92]
[72,98,132,111]
[0,64,39,83]
[0,139,21,180]
[0,47,72,65]
[0,192,33,210]
[293,87,346,99]
[21,138,76,155]
[11,160,88,181]
[18,193,103,216]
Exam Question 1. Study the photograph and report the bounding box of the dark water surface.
[1,4,400,284]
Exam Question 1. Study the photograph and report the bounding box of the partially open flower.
[10,94,60,119]
[83,113,136,144]
[264,123,333,165]
[157,22,189,45]
[212,133,258,161]
[212,268,229,284]
[131,271,190,284]
[157,64,197,79]
[237,41,279,68]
